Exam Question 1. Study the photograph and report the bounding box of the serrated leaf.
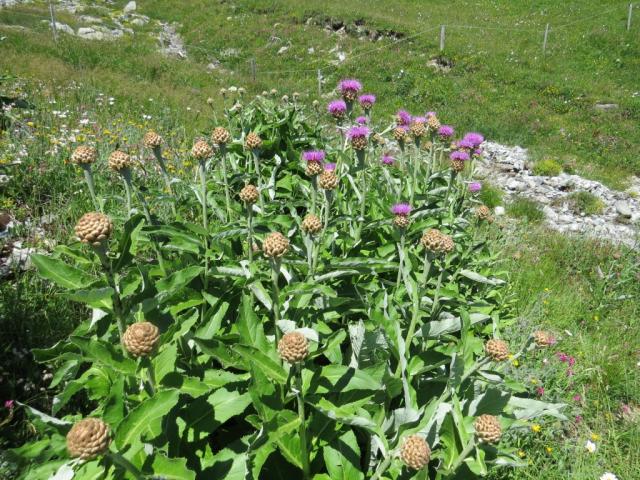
[31,254,95,290]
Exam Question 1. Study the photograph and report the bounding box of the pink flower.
[4,400,14,409]
[567,368,574,377]
[573,394,582,402]
[568,356,576,367]
[536,387,545,396]
[557,352,569,362]
[575,415,583,424]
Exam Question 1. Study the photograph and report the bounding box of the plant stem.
[252,151,265,211]
[354,168,367,243]
[81,164,99,211]
[220,150,232,221]
[270,259,282,346]
[198,159,209,318]
[95,246,126,347]
[404,251,431,348]
[146,359,156,395]
[430,265,446,319]
[311,175,317,214]
[121,169,133,219]
[395,233,405,291]
[323,190,331,232]
[443,169,456,212]
[371,454,393,480]
[449,437,476,473]
[247,205,254,262]
[296,365,311,480]
[107,452,144,480]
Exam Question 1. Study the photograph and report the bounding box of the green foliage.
[564,190,605,215]
[5,94,562,479]
[507,198,545,223]
[479,184,504,208]
[532,159,562,177]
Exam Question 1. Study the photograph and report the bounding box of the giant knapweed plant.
[14,82,566,479]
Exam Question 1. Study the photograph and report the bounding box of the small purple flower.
[347,126,370,140]
[575,415,583,424]
[450,150,470,162]
[468,182,482,193]
[412,116,427,125]
[426,111,436,117]
[396,110,412,126]
[339,79,362,101]
[457,138,475,150]
[358,94,376,109]
[302,150,325,163]
[438,125,454,139]
[4,400,14,409]
[324,162,337,172]
[355,116,368,125]
[391,203,412,215]
[568,356,576,367]
[328,99,347,118]
[573,394,582,402]
[557,352,569,362]
[382,154,394,165]
[536,387,545,397]
[463,132,485,147]
[473,148,483,157]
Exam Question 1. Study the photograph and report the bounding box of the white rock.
[131,18,145,26]
[615,201,632,218]
[77,27,103,40]
[494,206,505,216]
[123,1,136,13]
[54,22,74,35]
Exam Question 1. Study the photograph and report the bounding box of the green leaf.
[115,389,180,449]
[323,430,364,480]
[70,336,137,375]
[237,293,268,351]
[153,343,178,383]
[459,269,505,285]
[208,388,252,423]
[303,365,382,394]
[233,345,288,384]
[64,287,114,310]
[31,254,95,290]
[156,266,203,295]
[151,454,196,480]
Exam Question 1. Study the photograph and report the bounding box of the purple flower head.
[347,126,370,140]
[457,138,475,150]
[355,116,368,125]
[4,400,14,409]
[339,79,362,95]
[324,162,337,172]
[358,94,376,109]
[468,182,482,193]
[473,148,483,157]
[302,150,325,163]
[438,125,454,138]
[450,150,470,162]
[426,111,437,117]
[412,116,427,125]
[396,110,412,126]
[573,394,582,402]
[463,132,485,147]
[568,356,576,367]
[536,387,545,396]
[391,203,412,215]
[575,415,583,424]
[557,352,569,362]
[327,99,347,117]
[382,154,394,165]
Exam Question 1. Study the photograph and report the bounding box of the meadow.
[0,1,639,479]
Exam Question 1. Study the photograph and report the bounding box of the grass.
[533,158,563,177]
[564,191,606,215]
[1,1,639,478]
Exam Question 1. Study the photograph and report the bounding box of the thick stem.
[252,151,265,211]
[95,247,126,347]
[354,169,367,243]
[311,176,317,214]
[220,151,232,221]
[107,452,144,480]
[430,267,446,319]
[323,190,331,232]
[247,205,254,262]
[270,259,282,346]
[443,169,456,212]
[121,169,133,219]
[395,233,405,291]
[81,164,99,211]
[198,159,210,318]
[296,365,311,480]
[404,251,431,349]
[153,145,175,199]
[146,358,156,395]
[449,437,476,473]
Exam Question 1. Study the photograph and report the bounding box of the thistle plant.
[24,80,565,480]
[108,150,134,217]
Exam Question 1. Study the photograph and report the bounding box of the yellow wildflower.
[545,446,553,454]
[517,450,526,458]
[590,433,600,442]
[531,424,542,433]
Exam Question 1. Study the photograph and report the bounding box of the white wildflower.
[584,440,596,453]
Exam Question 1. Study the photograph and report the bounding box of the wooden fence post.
[542,23,550,53]
[628,4,633,31]
[439,25,445,51]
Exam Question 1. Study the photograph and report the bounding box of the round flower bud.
[393,126,408,142]
[305,161,324,177]
[393,215,411,229]
[485,339,509,362]
[400,435,431,470]
[206,97,214,105]
[239,184,259,204]
[71,145,97,165]
[420,229,454,254]
[318,170,339,190]
[301,214,322,235]
[475,205,492,222]
[108,150,131,172]
[533,330,555,347]
[122,322,160,357]
[410,122,427,138]
[75,212,113,247]
[245,132,263,150]
[143,131,163,149]
[270,88,278,96]
[451,158,465,173]
[474,414,502,444]
[191,139,213,159]
[427,115,441,131]
[66,418,111,460]
[238,87,246,96]
[372,133,386,146]
[281,95,289,103]
[278,331,309,363]
[263,232,289,258]
[211,126,231,146]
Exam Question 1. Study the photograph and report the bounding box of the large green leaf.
[233,345,288,384]
[115,389,180,449]
[31,254,96,290]
[323,430,364,480]
[151,454,196,480]
[70,336,137,375]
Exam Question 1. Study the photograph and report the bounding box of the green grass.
[1,1,639,478]
[507,197,545,223]
[532,158,563,177]
[564,191,606,215]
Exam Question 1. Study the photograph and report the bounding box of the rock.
[277,45,289,55]
[594,103,619,112]
[123,1,136,13]
[131,18,146,26]
[543,206,558,221]
[494,206,505,216]
[615,201,632,218]
[54,22,74,35]
[77,27,104,40]
[206,60,221,71]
